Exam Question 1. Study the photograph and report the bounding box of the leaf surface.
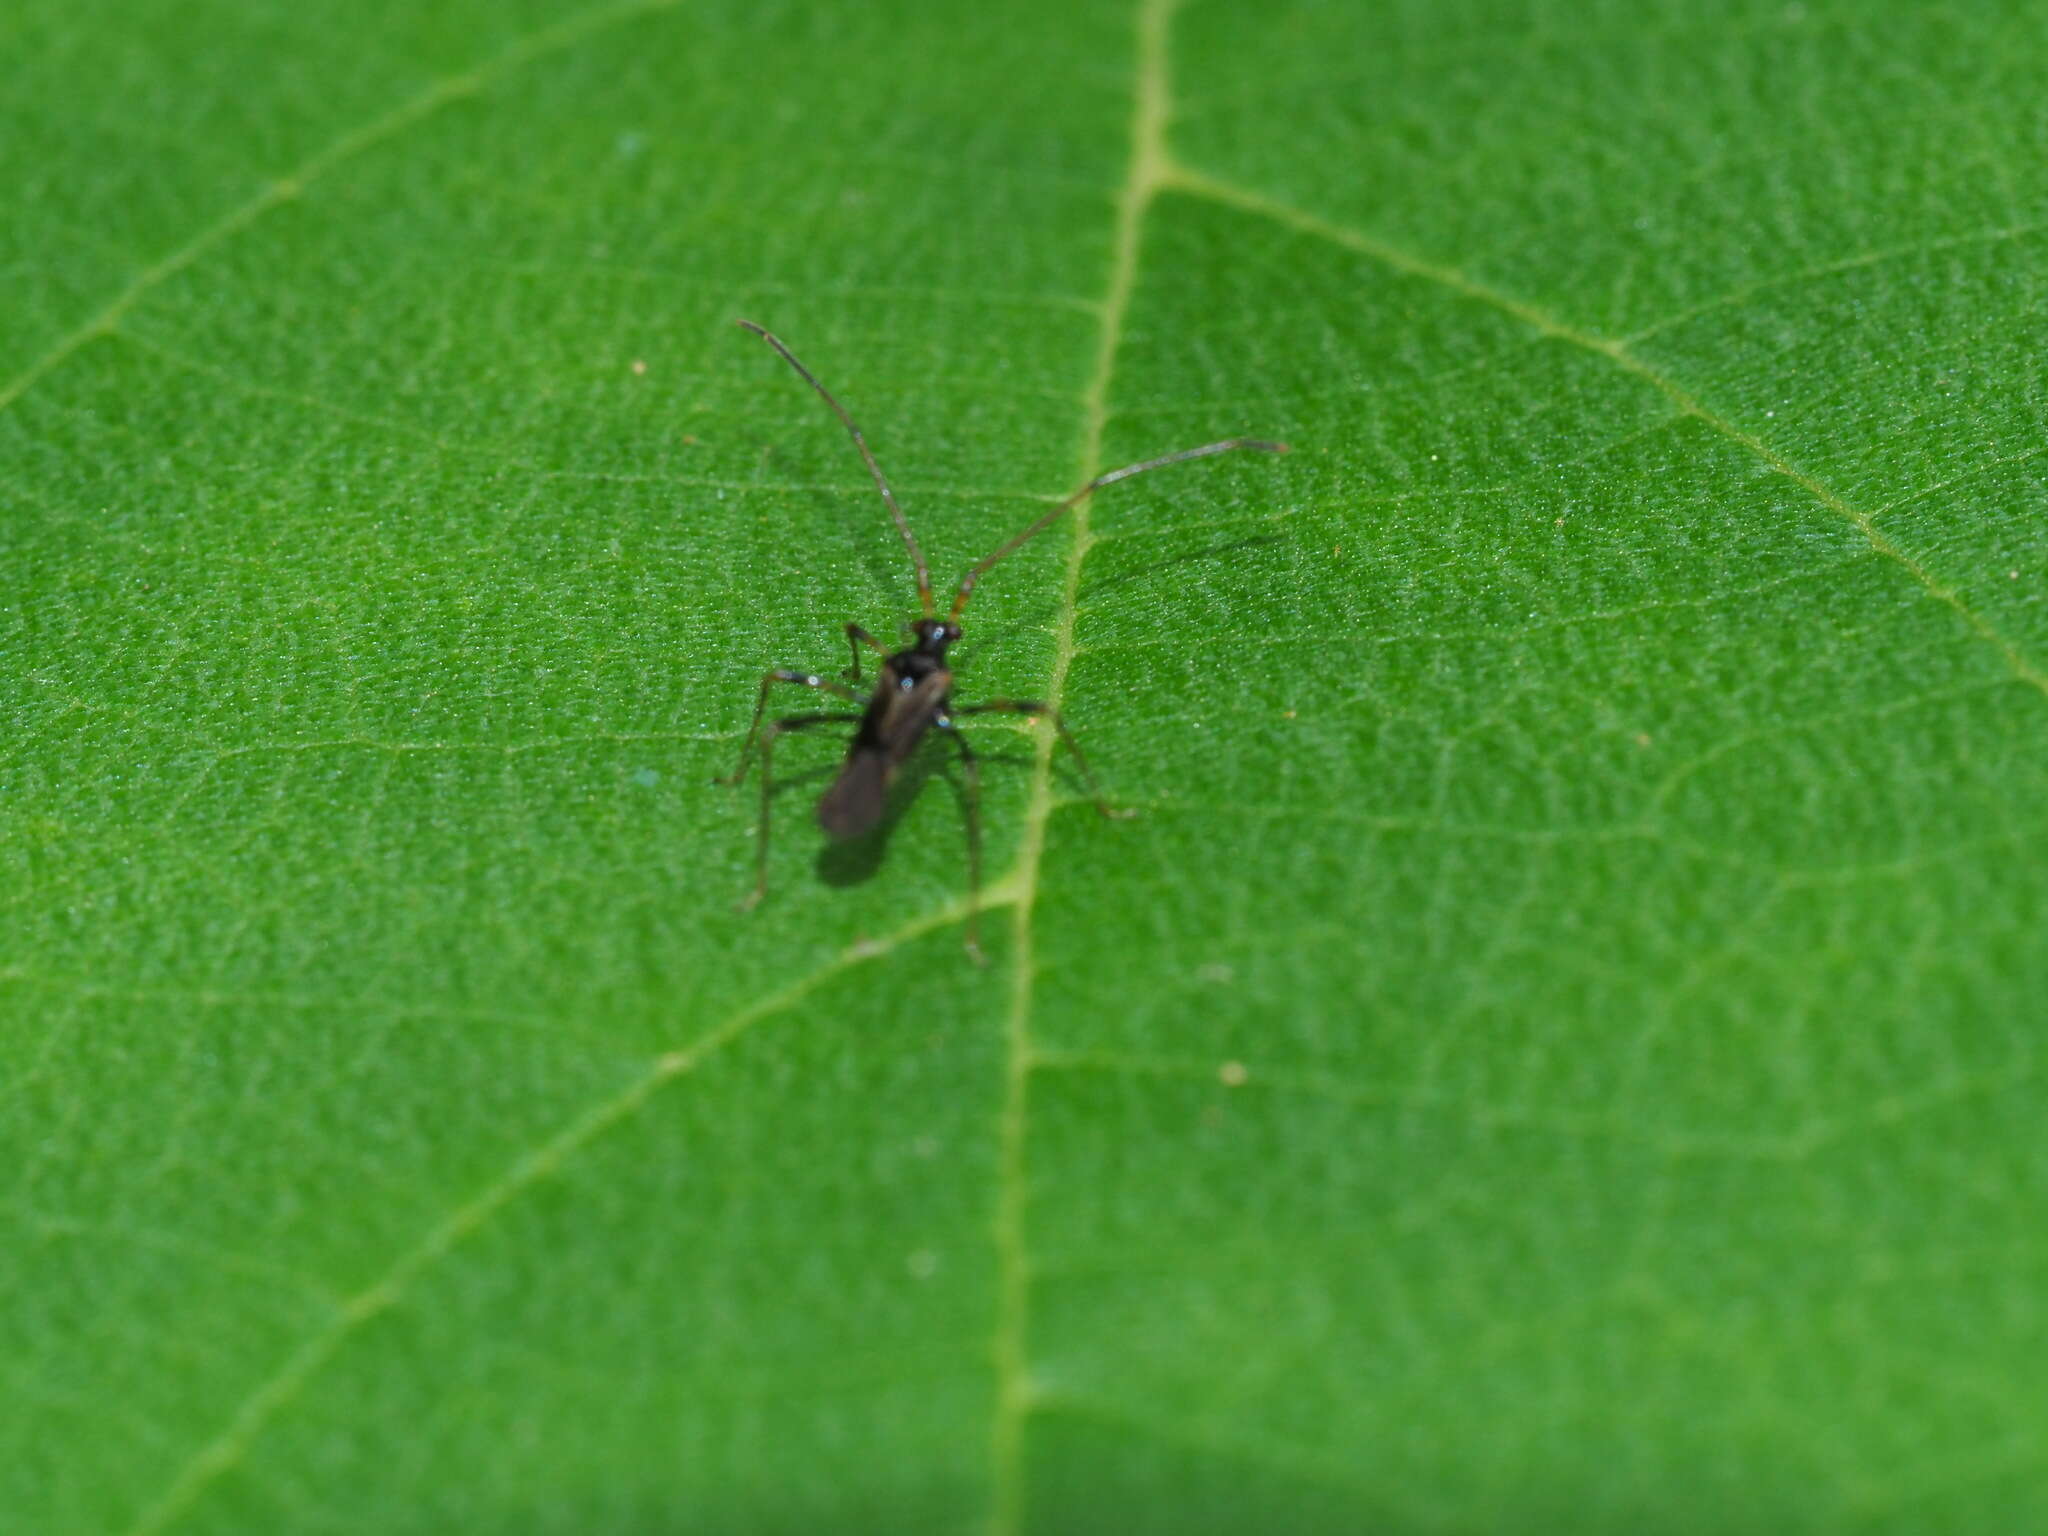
[3,0,2044,1530]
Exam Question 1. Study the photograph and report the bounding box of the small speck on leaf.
[1219,1060,1248,1087]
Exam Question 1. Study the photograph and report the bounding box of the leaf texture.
[3,0,2045,1531]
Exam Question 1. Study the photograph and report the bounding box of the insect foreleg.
[842,624,890,682]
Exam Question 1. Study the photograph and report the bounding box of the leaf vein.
[1161,165,2048,701]
[0,0,685,420]
[113,885,998,1536]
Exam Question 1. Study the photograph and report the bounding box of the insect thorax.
[887,647,950,686]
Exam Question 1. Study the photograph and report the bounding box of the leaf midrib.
[984,0,1181,1525]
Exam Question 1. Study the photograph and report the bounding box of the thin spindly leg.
[940,718,986,965]
[959,698,1134,819]
[720,669,864,786]
[740,712,862,910]
[843,623,891,682]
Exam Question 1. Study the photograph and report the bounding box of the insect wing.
[873,667,952,767]
[816,749,889,840]
[816,669,951,840]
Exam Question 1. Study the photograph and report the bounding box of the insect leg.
[842,623,890,683]
[939,718,987,966]
[740,711,863,911]
[719,669,864,786]
[958,699,1134,819]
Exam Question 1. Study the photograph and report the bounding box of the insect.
[720,319,1287,961]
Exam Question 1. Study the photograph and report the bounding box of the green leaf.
[5,0,2044,1529]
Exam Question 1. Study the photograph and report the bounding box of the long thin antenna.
[950,438,1289,618]
[736,320,934,616]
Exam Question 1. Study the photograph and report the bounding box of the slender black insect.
[720,319,1287,961]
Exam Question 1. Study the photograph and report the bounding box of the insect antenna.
[949,438,1289,618]
[737,319,935,616]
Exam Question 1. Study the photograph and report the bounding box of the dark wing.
[816,668,951,840]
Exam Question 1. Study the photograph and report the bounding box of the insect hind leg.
[737,711,862,911]
[937,717,987,966]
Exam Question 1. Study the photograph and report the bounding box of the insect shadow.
[718,319,1288,962]
[809,740,1035,891]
